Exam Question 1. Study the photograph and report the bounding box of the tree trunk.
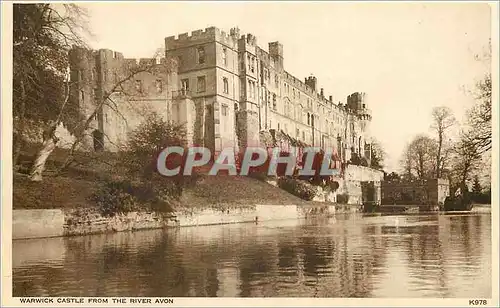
[13,79,27,166]
[29,122,59,182]
[436,130,443,179]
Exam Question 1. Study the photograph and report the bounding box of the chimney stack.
[329,95,332,102]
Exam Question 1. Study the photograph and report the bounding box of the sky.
[81,2,492,172]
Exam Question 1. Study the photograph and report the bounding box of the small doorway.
[92,130,104,152]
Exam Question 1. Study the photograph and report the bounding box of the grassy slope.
[180,175,319,209]
[13,146,327,210]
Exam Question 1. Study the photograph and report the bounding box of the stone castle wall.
[61,26,375,166]
[381,178,450,205]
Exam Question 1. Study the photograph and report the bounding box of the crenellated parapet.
[165,26,239,50]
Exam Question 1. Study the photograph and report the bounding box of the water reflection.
[13,213,491,298]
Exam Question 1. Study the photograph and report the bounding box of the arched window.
[222,48,227,66]
[223,77,229,94]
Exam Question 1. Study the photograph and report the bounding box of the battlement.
[347,92,366,104]
[240,33,257,46]
[165,26,241,50]
[69,47,127,67]
[269,41,283,58]
[166,26,218,42]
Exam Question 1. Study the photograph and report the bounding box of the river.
[12,207,491,298]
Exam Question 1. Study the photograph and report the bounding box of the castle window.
[223,77,229,94]
[80,90,84,102]
[181,78,189,92]
[251,57,255,73]
[273,94,277,110]
[247,80,256,99]
[302,131,305,140]
[307,113,310,125]
[197,47,205,64]
[70,70,79,82]
[221,104,228,116]
[363,103,366,109]
[296,128,300,138]
[135,80,142,93]
[156,79,163,93]
[197,76,206,93]
[278,123,280,130]
[222,48,227,66]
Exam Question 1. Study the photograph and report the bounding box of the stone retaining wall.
[13,209,65,240]
[12,204,356,240]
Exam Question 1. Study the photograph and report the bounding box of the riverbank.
[13,146,366,240]
[13,203,361,240]
[14,151,360,240]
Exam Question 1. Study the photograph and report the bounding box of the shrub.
[278,177,316,201]
[336,193,349,204]
[115,113,201,207]
[90,180,139,217]
[118,113,188,180]
[90,179,175,217]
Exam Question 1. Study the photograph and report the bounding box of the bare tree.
[370,138,385,170]
[450,133,482,192]
[401,135,438,180]
[400,143,414,180]
[430,106,456,178]
[467,74,492,154]
[13,4,90,166]
[30,54,174,181]
[467,40,491,155]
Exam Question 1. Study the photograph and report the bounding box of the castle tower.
[165,27,240,156]
[269,41,283,73]
[347,92,372,161]
[68,47,101,151]
[236,33,260,148]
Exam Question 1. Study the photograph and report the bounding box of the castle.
[67,26,373,166]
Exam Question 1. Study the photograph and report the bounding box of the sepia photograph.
[2,1,498,306]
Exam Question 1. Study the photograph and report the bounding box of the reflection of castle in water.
[12,215,491,297]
